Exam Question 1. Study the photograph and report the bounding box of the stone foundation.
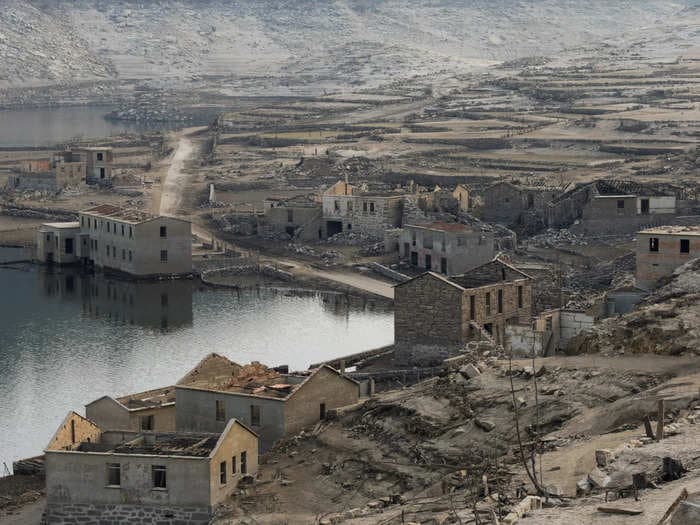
[42,503,212,525]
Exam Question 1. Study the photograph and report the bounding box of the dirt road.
[159,133,196,217]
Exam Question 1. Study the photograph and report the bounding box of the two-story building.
[394,259,533,365]
[636,225,700,289]
[400,222,495,275]
[175,357,360,452]
[44,411,257,525]
[322,180,404,239]
[78,204,192,277]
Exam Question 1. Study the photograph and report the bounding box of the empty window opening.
[250,405,261,426]
[440,257,447,274]
[641,198,650,214]
[107,463,121,487]
[425,254,432,271]
[241,451,247,474]
[497,289,503,314]
[681,239,690,254]
[70,420,76,443]
[410,251,418,266]
[485,292,492,315]
[649,237,659,252]
[160,226,167,238]
[215,400,225,421]
[64,238,74,255]
[517,286,523,309]
[469,295,476,320]
[152,465,167,489]
[220,461,227,485]
[320,403,327,420]
[140,415,154,431]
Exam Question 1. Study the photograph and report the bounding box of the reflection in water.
[38,269,194,330]
[0,264,393,468]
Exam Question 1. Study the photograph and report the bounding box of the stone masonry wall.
[394,274,465,347]
[42,503,211,525]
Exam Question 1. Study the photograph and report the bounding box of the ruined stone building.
[399,222,495,275]
[478,180,570,230]
[175,355,359,451]
[394,259,533,365]
[80,147,114,184]
[258,194,323,241]
[86,387,177,433]
[44,411,258,525]
[636,225,700,289]
[6,147,114,192]
[322,179,404,239]
[548,180,683,233]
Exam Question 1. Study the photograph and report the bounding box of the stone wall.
[42,503,211,525]
[394,274,465,347]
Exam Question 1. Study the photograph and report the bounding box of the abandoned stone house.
[43,411,258,525]
[636,225,700,289]
[399,222,495,275]
[258,194,323,241]
[6,147,114,192]
[322,179,404,239]
[394,259,533,365]
[478,180,570,229]
[175,355,360,452]
[85,386,177,434]
[548,180,681,233]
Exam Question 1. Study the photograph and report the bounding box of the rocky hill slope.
[1,0,696,91]
[570,259,700,356]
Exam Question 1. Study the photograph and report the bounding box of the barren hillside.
[1,0,696,91]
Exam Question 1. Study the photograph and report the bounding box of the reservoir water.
[0,106,181,147]
[0,250,393,469]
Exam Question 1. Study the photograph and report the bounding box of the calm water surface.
[0,107,180,147]
[0,252,393,469]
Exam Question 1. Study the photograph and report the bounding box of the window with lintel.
[152,465,167,489]
[106,463,121,487]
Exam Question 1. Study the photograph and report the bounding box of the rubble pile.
[528,228,587,248]
[326,231,379,245]
[282,243,342,264]
[569,259,700,356]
